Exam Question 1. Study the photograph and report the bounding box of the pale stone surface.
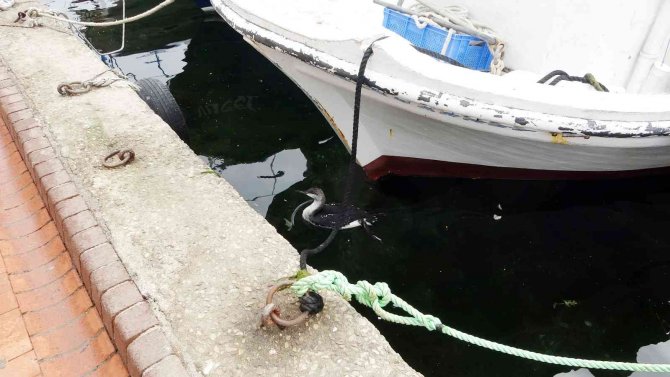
[0,6,419,377]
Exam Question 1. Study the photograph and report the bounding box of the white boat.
[211,0,670,180]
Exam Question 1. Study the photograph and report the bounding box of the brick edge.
[0,62,189,377]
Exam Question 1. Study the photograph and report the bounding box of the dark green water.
[56,1,670,376]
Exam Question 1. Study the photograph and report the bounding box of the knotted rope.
[292,270,670,373]
[538,70,609,92]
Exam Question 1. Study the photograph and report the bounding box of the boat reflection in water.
[201,149,307,216]
[557,340,670,377]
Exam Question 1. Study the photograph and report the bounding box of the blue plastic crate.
[382,8,493,71]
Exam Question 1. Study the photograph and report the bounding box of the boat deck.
[0,118,128,376]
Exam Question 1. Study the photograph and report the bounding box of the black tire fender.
[137,78,188,141]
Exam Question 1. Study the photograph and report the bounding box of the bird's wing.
[310,204,370,229]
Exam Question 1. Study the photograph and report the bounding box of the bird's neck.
[302,197,324,219]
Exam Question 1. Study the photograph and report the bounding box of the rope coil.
[292,270,670,373]
[409,2,505,74]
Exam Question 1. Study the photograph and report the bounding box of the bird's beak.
[296,190,306,195]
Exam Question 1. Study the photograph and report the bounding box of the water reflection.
[203,148,307,216]
[45,0,116,14]
[106,40,190,83]
[633,341,670,377]
[53,1,670,376]
[557,339,670,377]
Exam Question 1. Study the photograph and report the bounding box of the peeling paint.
[487,121,508,128]
[249,33,399,97]
[515,117,529,126]
[222,3,670,141]
[418,90,442,103]
[551,133,569,145]
[586,120,606,131]
[463,116,485,124]
[311,97,349,148]
[440,111,458,117]
[418,104,436,112]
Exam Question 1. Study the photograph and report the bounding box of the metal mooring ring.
[15,11,27,23]
[103,149,135,168]
[57,82,92,96]
[261,283,310,329]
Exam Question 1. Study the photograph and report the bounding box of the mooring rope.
[538,70,609,92]
[18,0,173,28]
[297,38,387,269]
[299,229,339,270]
[57,69,138,96]
[292,270,670,373]
[342,39,385,207]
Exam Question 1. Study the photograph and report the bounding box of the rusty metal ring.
[15,11,27,23]
[103,149,135,168]
[262,283,310,329]
[57,83,75,96]
[57,82,92,96]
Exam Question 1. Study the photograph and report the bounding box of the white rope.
[410,2,499,41]
[20,0,174,27]
[409,1,506,74]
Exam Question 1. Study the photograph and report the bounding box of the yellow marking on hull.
[551,133,569,145]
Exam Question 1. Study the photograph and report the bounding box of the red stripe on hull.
[363,155,670,181]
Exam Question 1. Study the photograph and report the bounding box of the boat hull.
[250,42,670,180]
[212,0,670,180]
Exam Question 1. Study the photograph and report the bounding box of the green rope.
[291,271,670,373]
[584,73,606,92]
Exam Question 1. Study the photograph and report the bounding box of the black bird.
[297,188,375,230]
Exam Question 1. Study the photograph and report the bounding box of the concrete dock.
[0,2,419,376]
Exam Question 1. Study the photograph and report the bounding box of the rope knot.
[25,8,39,18]
[290,270,352,300]
[417,314,442,332]
[287,270,670,373]
[354,281,392,308]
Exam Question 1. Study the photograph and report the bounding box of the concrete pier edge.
[0,60,190,377]
[0,4,420,376]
